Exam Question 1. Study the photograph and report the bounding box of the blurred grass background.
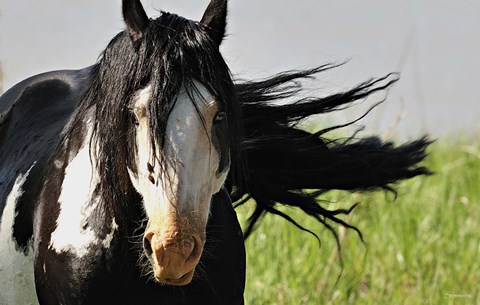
[236,138,480,305]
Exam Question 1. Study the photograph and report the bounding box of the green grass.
[236,139,480,305]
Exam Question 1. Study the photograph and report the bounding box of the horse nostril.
[143,235,153,257]
[187,235,203,262]
[182,237,196,260]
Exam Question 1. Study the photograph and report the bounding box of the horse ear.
[200,0,227,47]
[122,0,149,42]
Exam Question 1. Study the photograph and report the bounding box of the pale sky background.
[1,0,479,138]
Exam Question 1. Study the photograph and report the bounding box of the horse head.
[119,0,235,286]
[128,81,230,285]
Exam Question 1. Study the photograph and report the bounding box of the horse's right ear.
[200,0,228,47]
[122,0,149,42]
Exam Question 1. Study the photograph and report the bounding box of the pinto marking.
[48,130,117,257]
[102,218,119,249]
[48,140,98,257]
[0,164,39,305]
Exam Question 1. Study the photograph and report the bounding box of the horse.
[0,0,431,304]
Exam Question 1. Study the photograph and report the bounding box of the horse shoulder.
[0,66,94,202]
[0,66,95,305]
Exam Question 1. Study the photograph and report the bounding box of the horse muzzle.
[143,228,205,286]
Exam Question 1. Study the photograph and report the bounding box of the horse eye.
[130,112,139,126]
[127,108,139,126]
[214,111,226,123]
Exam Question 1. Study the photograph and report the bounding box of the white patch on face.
[49,130,117,256]
[128,81,229,225]
[0,163,40,305]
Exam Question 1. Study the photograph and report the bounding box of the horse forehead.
[133,80,215,111]
[180,80,213,103]
[172,82,218,126]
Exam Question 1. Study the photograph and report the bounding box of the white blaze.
[128,81,228,226]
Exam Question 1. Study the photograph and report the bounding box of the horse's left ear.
[200,0,228,47]
[122,0,149,42]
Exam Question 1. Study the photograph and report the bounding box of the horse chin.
[156,269,196,286]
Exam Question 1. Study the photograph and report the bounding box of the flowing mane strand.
[232,65,431,242]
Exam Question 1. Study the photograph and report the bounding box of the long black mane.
[65,10,430,243]
[232,66,431,240]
